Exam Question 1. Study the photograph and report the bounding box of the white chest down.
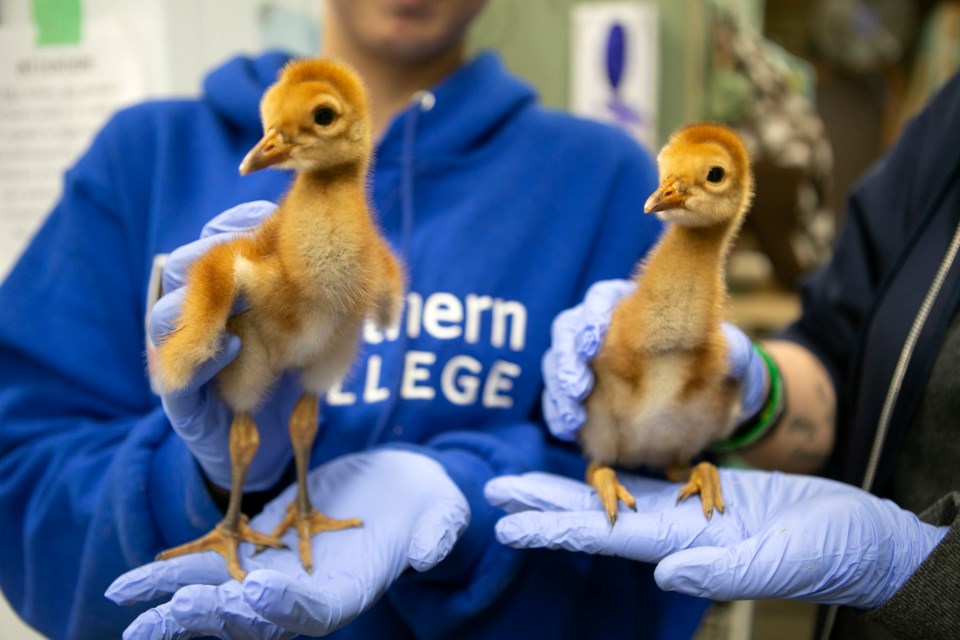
[582,354,742,469]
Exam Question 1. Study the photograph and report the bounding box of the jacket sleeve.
[0,113,224,639]
[862,492,960,639]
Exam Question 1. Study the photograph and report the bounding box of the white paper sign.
[0,15,148,280]
[570,2,659,150]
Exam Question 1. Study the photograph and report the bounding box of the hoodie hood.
[202,49,291,134]
[201,49,536,159]
[376,51,537,161]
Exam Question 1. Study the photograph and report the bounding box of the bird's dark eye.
[314,107,336,126]
[706,166,725,183]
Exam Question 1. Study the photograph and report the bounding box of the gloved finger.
[165,405,234,490]
[200,201,277,238]
[105,556,231,605]
[544,281,634,409]
[485,472,677,515]
[162,234,241,294]
[547,310,593,401]
[149,289,247,357]
[720,323,754,380]
[407,497,471,572]
[655,544,756,601]
[485,473,600,513]
[548,305,583,355]
[582,278,635,309]
[654,530,827,603]
[543,344,593,403]
[721,323,767,419]
[540,389,584,442]
[122,602,198,640]
[160,334,242,419]
[170,582,292,640]
[575,279,635,358]
[494,508,717,563]
[148,289,187,345]
[542,391,587,442]
[242,569,368,637]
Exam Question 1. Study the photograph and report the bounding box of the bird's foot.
[587,462,637,526]
[156,515,285,581]
[675,461,725,520]
[259,502,362,574]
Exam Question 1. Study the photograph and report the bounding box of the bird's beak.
[644,177,687,213]
[239,128,292,175]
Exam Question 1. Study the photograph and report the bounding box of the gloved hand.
[541,279,633,441]
[720,322,768,424]
[106,450,470,639]
[150,201,301,491]
[486,469,948,610]
[541,279,768,441]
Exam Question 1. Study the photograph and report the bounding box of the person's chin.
[375,34,452,63]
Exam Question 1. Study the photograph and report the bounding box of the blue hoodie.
[0,51,709,639]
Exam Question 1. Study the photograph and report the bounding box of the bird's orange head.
[644,123,753,229]
[240,58,372,176]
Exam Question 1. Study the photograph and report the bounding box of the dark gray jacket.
[783,69,960,639]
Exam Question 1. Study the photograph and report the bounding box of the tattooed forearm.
[785,416,829,467]
[790,448,829,467]
[816,381,836,426]
[787,416,818,441]
[737,340,836,474]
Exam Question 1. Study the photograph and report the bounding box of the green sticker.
[31,0,82,46]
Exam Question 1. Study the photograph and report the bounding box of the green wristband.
[712,343,785,452]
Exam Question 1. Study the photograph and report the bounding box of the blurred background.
[1,0,957,637]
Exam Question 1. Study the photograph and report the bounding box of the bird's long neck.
[285,162,367,209]
[624,219,742,350]
[647,220,740,288]
[274,162,373,285]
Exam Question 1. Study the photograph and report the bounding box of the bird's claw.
[675,461,725,520]
[587,462,637,527]
[260,501,362,573]
[156,515,286,581]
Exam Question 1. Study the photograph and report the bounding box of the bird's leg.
[156,413,285,580]
[265,393,362,574]
[586,461,637,526]
[668,460,725,520]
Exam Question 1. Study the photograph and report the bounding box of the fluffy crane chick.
[154,59,405,579]
[582,123,754,525]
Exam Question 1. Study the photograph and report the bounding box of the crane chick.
[582,123,754,525]
[153,58,405,579]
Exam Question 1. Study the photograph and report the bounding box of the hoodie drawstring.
[366,90,435,448]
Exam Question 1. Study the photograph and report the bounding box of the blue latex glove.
[541,279,634,441]
[150,201,302,491]
[541,279,768,441]
[486,470,948,610]
[106,450,470,639]
[720,322,767,424]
